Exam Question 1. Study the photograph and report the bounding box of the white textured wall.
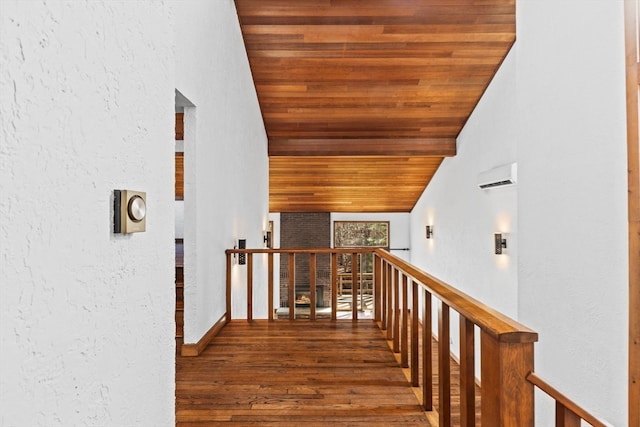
[410,50,518,371]
[411,49,519,318]
[175,201,184,239]
[0,1,175,426]
[516,1,627,424]
[175,0,269,329]
[410,1,627,425]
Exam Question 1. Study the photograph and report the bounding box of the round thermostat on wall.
[128,195,146,222]
[114,189,147,234]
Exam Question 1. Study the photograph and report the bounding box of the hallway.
[176,320,432,426]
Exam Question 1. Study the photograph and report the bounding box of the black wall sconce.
[264,231,272,249]
[425,225,434,239]
[494,233,507,254]
[238,239,246,265]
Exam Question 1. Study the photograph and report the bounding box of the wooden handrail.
[225,247,376,322]
[374,248,537,426]
[225,247,540,426]
[375,248,538,343]
[526,372,608,427]
[226,248,376,254]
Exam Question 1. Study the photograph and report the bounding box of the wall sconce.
[494,233,507,254]
[263,231,272,248]
[238,239,246,265]
[425,225,434,239]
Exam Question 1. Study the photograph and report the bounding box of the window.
[333,221,389,248]
[333,221,389,274]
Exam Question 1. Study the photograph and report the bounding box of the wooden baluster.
[460,315,475,427]
[556,402,581,427]
[268,252,274,321]
[288,253,295,321]
[374,255,381,322]
[423,289,433,411]
[480,331,535,427]
[247,253,253,321]
[331,252,337,321]
[411,279,419,387]
[381,260,388,330]
[310,253,317,321]
[439,301,451,427]
[352,252,358,321]
[401,274,409,367]
[226,252,232,323]
[393,269,400,353]
[387,265,394,340]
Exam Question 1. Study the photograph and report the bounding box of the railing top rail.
[375,248,538,344]
[225,248,377,255]
[526,373,608,427]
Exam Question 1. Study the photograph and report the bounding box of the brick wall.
[280,213,331,306]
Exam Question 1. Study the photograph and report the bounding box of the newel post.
[480,331,535,427]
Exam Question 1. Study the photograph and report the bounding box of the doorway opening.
[174,89,195,351]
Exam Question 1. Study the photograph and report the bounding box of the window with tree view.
[334,221,389,274]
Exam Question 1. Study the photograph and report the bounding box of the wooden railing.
[375,248,538,427]
[225,247,605,426]
[225,248,376,321]
[526,373,608,427]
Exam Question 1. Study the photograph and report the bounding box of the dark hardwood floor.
[176,320,431,426]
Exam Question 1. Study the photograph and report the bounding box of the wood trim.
[393,268,400,350]
[481,332,534,427]
[268,253,274,321]
[438,301,452,426]
[400,274,409,368]
[228,246,537,342]
[411,280,419,387]
[180,313,228,357]
[175,112,184,140]
[227,247,379,255]
[374,256,382,322]
[331,252,337,321]
[556,401,582,427]
[459,316,475,427]
[175,152,184,200]
[625,0,640,425]
[247,254,253,321]
[226,253,232,322]
[288,254,295,321]
[526,373,606,427]
[309,253,317,320]
[387,265,392,326]
[269,138,457,156]
[375,248,538,344]
[423,288,433,411]
[380,261,387,330]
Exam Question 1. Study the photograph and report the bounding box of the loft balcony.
[175,248,606,426]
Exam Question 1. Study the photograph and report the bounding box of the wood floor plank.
[176,320,432,426]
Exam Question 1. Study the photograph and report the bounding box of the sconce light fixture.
[264,231,272,249]
[238,239,246,265]
[494,233,507,255]
[425,225,434,239]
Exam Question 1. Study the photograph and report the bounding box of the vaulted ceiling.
[235,0,515,212]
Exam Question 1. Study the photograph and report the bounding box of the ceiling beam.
[268,138,456,156]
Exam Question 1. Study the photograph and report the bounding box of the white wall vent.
[477,162,517,189]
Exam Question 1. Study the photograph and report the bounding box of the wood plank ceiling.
[235,0,515,212]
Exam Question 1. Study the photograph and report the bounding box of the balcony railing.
[225,247,607,426]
